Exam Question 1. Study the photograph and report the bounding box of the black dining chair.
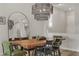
[9,38,12,41]
[21,37,29,40]
[42,42,53,56]
[52,36,63,56]
[32,36,37,39]
[34,36,47,56]
[37,36,53,56]
[14,38,20,41]
[38,36,46,40]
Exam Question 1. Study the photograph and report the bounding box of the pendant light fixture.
[32,3,53,21]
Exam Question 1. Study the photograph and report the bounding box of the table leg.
[28,50,30,56]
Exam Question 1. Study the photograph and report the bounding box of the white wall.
[0,24,8,55]
[67,11,75,34]
[43,7,79,52]
[48,7,67,33]
[4,3,45,36]
[61,11,76,50]
[0,4,68,55]
[1,3,79,55]
[43,7,67,34]
[61,9,79,52]
[0,3,45,55]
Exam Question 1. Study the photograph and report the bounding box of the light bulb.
[48,14,53,28]
[58,4,62,6]
[39,9,42,12]
[69,8,72,11]
[43,8,46,11]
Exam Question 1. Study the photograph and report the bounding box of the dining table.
[10,37,65,56]
[10,39,47,56]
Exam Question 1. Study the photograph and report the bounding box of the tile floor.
[61,49,79,56]
[1,49,79,56]
[26,49,79,56]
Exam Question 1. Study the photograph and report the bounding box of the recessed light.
[58,4,62,6]
[69,8,72,10]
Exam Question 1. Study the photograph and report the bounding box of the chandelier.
[32,3,53,20]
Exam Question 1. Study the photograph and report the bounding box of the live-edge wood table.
[10,39,46,56]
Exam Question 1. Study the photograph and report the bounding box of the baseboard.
[61,47,79,52]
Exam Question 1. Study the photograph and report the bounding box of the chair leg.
[55,50,58,56]
[53,50,55,56]
[34,48,37,56]
[58,48,61,56]
[32,50,36,56]
[28,50,30,56]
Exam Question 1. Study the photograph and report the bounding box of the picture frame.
[0,16,6,25]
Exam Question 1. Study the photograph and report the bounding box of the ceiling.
[52,3,79,11]
[30,3,79,11]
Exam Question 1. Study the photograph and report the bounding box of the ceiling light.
[22,20,25,23]
[69,8,72,10]
[32,3,53,21]
[43,8,46,11]
[39,9,42,12]
[58,4,62,6]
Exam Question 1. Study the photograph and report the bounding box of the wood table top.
[10,39,46,49]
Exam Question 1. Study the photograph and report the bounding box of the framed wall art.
[0,16,6,25]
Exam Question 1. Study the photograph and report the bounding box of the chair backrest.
[9,38,12,41]
[53,36,63,39]
[32,36,37,39]
[52,39,62,47]
[21,37,29,40]
[39,36,46,40]
[53,36,63,47]
[14,38,20,40]
[2,41,12,56]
